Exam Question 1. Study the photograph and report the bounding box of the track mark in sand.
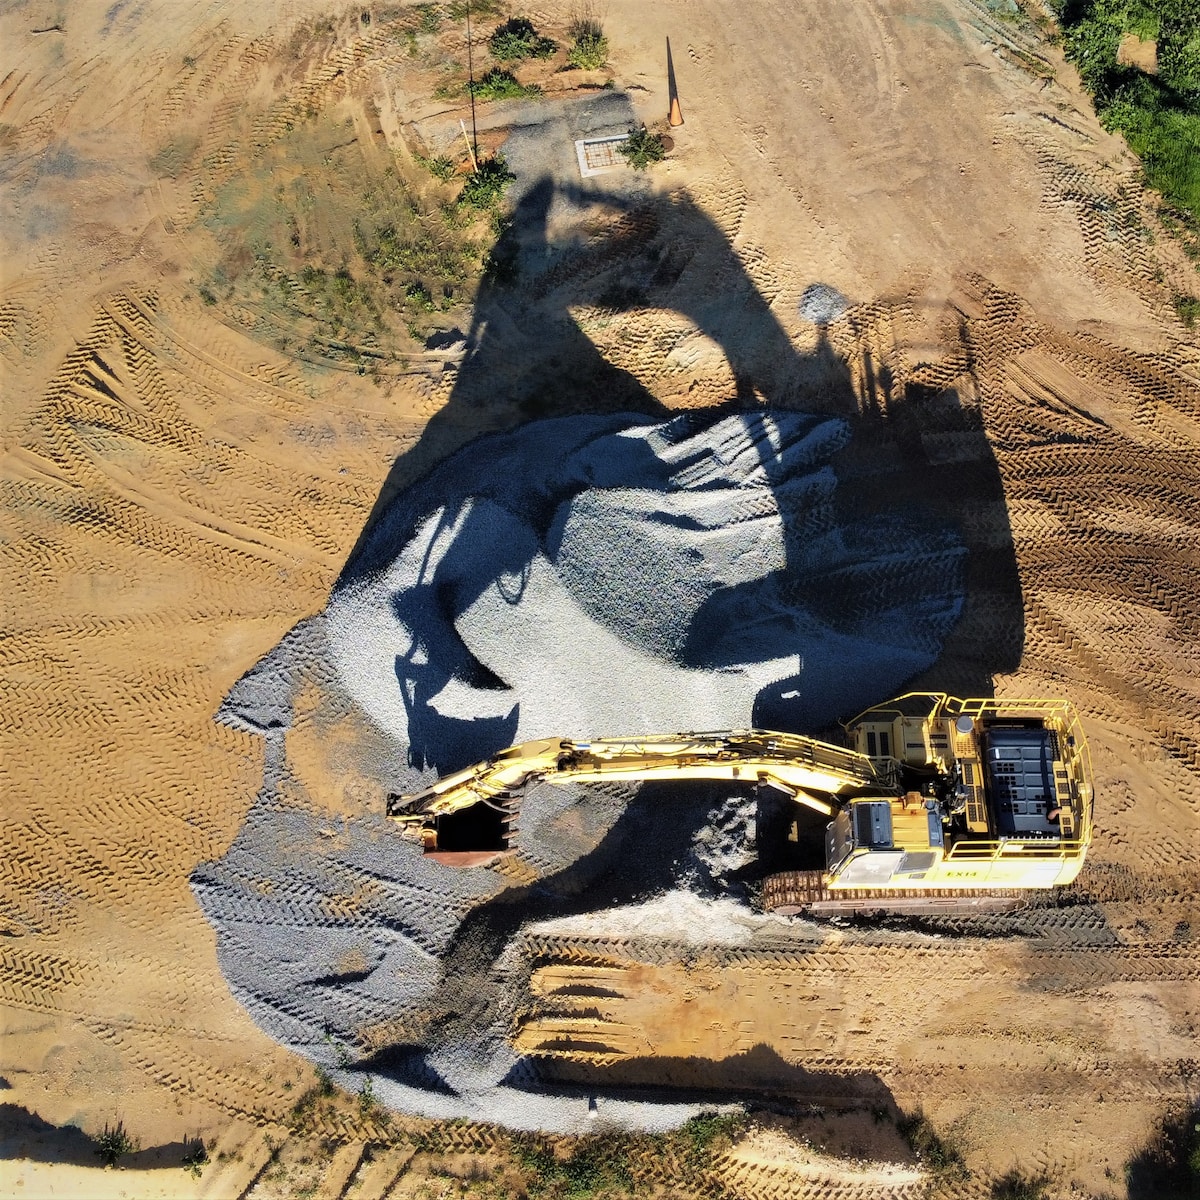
[944,275,1200,776]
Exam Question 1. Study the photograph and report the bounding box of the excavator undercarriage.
[386,693,1094,918]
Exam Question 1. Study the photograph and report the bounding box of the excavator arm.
[387,728,890,844]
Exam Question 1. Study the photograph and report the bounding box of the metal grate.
[962,760,989,832]
[574,136,629,178]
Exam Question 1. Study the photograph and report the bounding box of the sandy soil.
[3,0,1198,1196]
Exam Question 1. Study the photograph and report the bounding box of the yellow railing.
[946,838,1088,862]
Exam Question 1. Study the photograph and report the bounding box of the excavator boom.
[388,729,887,825]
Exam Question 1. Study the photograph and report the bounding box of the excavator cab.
[826,693,1094,897]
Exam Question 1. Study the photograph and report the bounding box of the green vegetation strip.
[1051,0,1200,226]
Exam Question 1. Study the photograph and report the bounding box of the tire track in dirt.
[939,273,1200,786]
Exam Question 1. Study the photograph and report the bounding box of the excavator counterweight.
[386,693,1094,916]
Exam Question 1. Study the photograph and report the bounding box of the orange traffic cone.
[669,94,684,127]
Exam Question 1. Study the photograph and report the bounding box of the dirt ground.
[2,0,1198,1197]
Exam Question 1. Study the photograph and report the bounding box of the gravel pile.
[194,408,966,1131]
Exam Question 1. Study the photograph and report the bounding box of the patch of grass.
[1050,0,1200,226]
[202,93,498,357]
[512,1134,635,1198]
[489,16,556,62]
[468,67,542,101]
[95,1121,139,1168]
[617,125,667,170]
[1124,1101,1200,1199]
[149,135,200,177]
[286,15,337,61]
[509,1113,744,1197]
[458,155,515,209]
[299,265,382,333]
[287,1069,343,1135]
[447,0,503,18]
[669,1111,746,1168]
[897,1108,969,1182]
[416,3,442,34]
[1174,291,1200,326]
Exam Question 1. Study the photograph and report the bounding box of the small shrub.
[568,22,609,70]
[468,67,541,101]
[405,281,435,310]
[95,1121,139,1167]
[417,153,458,181]
[458,155,515,209]
[489,17,556,62]
[617,125,666,170]
[182,1139,209,1178]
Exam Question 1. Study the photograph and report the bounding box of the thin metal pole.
[465,1,479,165]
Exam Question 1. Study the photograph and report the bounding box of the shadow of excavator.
[334,170,1024,775]
[199,156,1029,1125]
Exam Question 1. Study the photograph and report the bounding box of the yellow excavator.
[387,693,1094,917]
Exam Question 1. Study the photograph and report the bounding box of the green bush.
[468,67,542,101]
[617,125,667,170]
[458,155,515,209]
[489,17,556,62]
[568,15,608,69]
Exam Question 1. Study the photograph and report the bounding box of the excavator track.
[762,870,1030,917]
